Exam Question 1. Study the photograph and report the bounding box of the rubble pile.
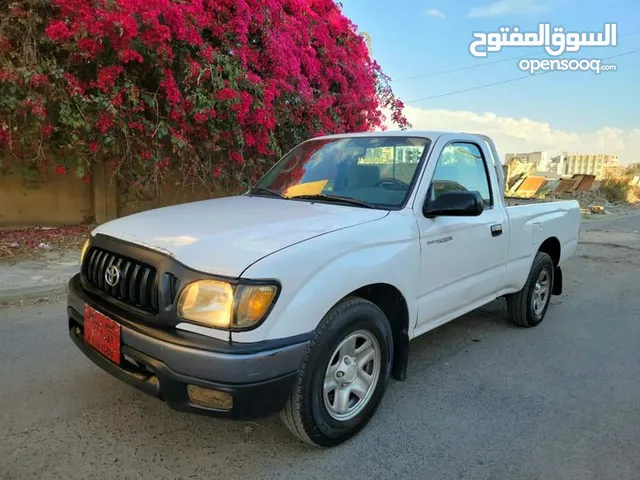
[504,159,538,196]
[546,190,639,216]
[503,159,639,217]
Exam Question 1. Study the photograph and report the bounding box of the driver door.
[414,141,508,333]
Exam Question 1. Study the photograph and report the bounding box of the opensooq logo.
[469,23,617,58]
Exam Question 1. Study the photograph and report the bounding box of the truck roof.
[313,130,449,141]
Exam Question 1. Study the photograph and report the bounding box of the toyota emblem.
[105,265,121,287]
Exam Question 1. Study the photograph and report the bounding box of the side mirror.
[423,191,484,218]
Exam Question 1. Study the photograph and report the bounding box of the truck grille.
[82,247,159,312]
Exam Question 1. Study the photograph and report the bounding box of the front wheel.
[507,251,555,327]
[280,297,393,447]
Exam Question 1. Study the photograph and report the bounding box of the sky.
[340,0,640,164]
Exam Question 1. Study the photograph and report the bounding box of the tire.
[507,251,555,328]
[280,297,394,447]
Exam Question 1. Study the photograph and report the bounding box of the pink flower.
[244,132,256,147]
[33,105,46,118]
[64,73,85,96]
[156,158,170,170]
[119,49,144,63]
[128,122,144,132]
[160,69,181,106]
[45,20,74,41]
[0,69,18,83]
[216,88,237,101]
[25,0,408,172]
[0,127,11,148]
[77,38,103,56]
[0,38,11,52]
[200,45,215,62]
[95,113,114,133]
[29,74,49,88]
[193,112,207,123]
[96,66,124,93]
[111,92,123,107]
[229,151,243,165]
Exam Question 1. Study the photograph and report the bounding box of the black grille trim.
[82,247,159,313]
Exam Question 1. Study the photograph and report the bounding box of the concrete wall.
[0,158,235,227]
[0,163,93,226]
[117,174,228,218]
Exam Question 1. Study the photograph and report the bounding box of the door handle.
[490,224,503,237]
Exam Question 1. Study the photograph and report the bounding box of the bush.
[0,0,408,191]
[600,176,631,203]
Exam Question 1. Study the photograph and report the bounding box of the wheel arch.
[537,236,562,295]
[340,283,410,382]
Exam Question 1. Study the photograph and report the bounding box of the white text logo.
[518,58,617,74]
[469,23,617,58]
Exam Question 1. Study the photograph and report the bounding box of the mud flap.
[552,265,563,295]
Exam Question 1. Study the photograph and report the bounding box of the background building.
[504,151,561,177]
[504,151,550,170]
[505,151,624,180]
[552,153,619,179]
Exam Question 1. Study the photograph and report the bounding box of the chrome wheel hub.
[532,269,551,316]
[323,330,381,421]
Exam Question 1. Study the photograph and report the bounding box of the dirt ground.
[0,225,93,261]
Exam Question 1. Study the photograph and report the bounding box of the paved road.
[2,213,639,480]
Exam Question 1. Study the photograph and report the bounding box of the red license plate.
[83,304,121,365]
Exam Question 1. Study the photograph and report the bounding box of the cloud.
[426,8,446,18]
[383,106,639,164]
[467,0,548,18]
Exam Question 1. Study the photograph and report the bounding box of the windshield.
[252,136,431,209]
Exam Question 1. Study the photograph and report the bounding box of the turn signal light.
[187,385,233,410]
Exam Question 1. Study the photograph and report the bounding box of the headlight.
[177,280,278,330]
[80,239,90,264]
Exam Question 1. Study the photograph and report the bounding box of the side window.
[429,142,493,207]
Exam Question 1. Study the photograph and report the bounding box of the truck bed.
[504,197,566,207]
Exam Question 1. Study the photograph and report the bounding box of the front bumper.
[67,274,309,419]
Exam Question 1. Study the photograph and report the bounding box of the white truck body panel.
[92,195,387,278]
[91,130,580,344]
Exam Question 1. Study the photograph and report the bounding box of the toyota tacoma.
[67,131,581,446]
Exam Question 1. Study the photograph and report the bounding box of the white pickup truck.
[67,131,581,446]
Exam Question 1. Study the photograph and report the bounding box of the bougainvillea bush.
[0,0,408,191]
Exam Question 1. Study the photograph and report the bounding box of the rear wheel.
[507,251,554,328]
[280,297,393,447]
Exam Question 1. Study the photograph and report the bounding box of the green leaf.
[156,122,168,139]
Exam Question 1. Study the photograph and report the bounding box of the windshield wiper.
[247,187,287,199]
[290,194,376,209]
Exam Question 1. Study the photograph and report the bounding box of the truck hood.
[92,195,388,277]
